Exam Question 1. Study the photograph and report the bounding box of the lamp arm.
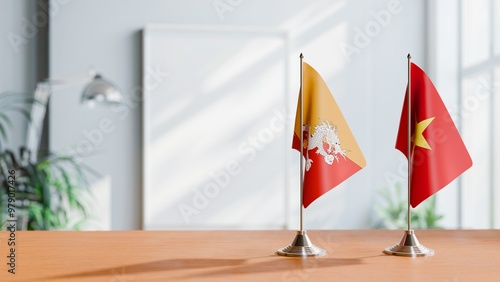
[25,69,121,160]
[26,69,95,160]
[25,83,51,162]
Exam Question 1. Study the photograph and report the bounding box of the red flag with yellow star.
[293,62,366,208]
[396,62,472,208]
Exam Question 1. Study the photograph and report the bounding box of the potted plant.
[373,181,444,229]
[0,92,95,230]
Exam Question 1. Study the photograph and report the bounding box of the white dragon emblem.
[303,120,349,171]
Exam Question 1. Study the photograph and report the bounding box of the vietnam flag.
[292,62,366,208]
[395,62,472,208]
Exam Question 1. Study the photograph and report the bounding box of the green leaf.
[1,144,95,230]
[3,106,32,122]
[28,204,44,230]
[0,124,8,144]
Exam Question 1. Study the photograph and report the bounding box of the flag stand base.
[277,230,326,257]
[383,230,434,257]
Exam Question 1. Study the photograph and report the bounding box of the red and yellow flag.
[292,62,366,208]
[395,63,473,207]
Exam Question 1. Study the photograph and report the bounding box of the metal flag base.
[277,230,326,257]
[383,230,434,257]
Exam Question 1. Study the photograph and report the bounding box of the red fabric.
[292,62,365,208]
[395,63,472,207]
[293,134,363,207]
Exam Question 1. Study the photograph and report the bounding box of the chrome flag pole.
[277,53,326,257]
[383,54,434,257]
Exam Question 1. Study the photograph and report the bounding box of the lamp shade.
[81,74,122,105]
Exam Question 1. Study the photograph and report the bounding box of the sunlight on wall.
[461,74,492,228]
[203,36,286,93]
[143,0,418,230]
[89,175,111,230]
[461,0,491,68]
[144,27,288,229]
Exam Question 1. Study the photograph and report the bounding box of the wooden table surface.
[0,230,499,281]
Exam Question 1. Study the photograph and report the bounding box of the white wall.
[49,0,426,230]
[0,0,38,150]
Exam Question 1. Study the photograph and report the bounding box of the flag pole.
[406,53,412,232]
[277,53,325,257]
[383,53,434,257]
[299,53,304,232]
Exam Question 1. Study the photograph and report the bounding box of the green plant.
[0,92,95,230]
[374,182,444,229]
[0,148,95,230]
[0,92,36,148]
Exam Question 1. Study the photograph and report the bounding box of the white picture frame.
[142,24,291,230]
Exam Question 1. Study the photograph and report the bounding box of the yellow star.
[412,117,435,151]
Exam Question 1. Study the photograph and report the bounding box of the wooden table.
[0,230,499,281]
